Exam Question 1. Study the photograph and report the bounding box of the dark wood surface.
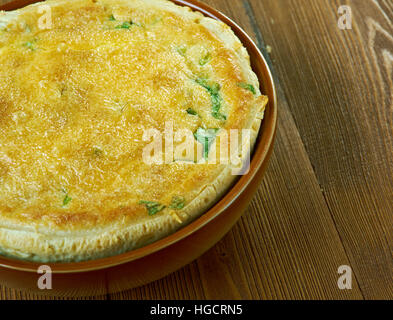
[0,0,392,300]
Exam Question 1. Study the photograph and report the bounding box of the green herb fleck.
[61,189,72,207]
[176,45,187,56]
[238,82,256,95]
[115,20,142,29]
[93,147,103,157]
[169,196,185,210]
[111,100,129,113]
[195,78,226,120]
[139,200,166,216]
[199,52,211,66]
[109,14,116,21]
[23,40,36,51]
[186,108,198,116]
[195,78,209,90]
[194,127,219,160]
[63,195,72,207]
[115,21,132,29]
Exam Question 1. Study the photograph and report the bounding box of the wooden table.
[1,0,392,300]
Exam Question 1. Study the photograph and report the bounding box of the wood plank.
[110,261,206,300]
[247,0,393,299]
[0,286,107,300]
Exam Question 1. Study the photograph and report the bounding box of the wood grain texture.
[245,0,393,299]
[0,0,391,300]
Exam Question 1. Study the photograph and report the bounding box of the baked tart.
[0,0,267,262]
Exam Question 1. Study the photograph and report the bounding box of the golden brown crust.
[0,0,267,262]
